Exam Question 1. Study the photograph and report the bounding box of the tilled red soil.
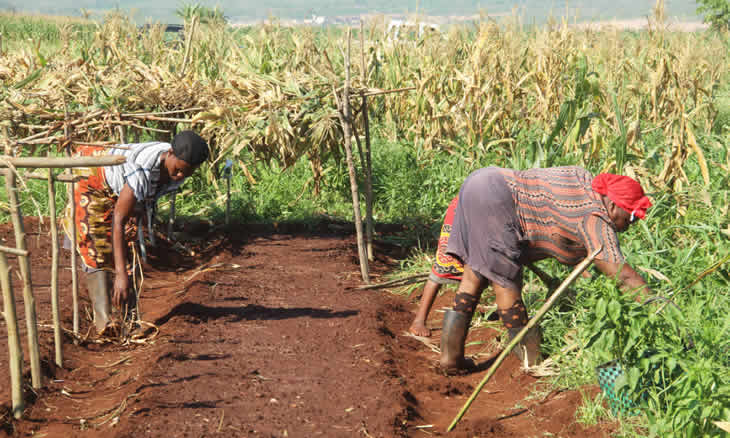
[0,218,615,437]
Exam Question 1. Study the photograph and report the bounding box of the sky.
[0,0,703,24]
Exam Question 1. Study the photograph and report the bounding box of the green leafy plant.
[696,0,730,32]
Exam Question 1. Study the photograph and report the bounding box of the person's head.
[592,173,652,232]
[164,131,209,182]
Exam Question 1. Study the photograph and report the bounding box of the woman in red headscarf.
[439,166,653,372]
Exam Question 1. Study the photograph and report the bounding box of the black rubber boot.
[507,325,543,368]
[439,309,473,371]
[86,270,111,334]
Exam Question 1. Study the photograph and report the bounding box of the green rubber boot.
[86,270,111,334]
[439,309,473,371]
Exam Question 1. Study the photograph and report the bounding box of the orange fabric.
[431,196,464,281]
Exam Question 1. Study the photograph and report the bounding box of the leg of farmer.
[440,264,488,370]
[409,279,441,337]
[414,196,464,337]
[85,270,111,333]
[494,283,542,367]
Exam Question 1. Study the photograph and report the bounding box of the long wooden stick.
[16,171,81,182]
[0,252,25,419]
[360,20,375,262]
[337,29,369,283]
[0,155,126,168]
[48,168,63,367]
[0,245,29,256]
[446,246,602,432]
[4,168,42,388]
[63,113,80,339]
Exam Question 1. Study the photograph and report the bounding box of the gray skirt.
[446,167,524,291]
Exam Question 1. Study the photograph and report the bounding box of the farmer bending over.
[440,166,652,372]
[63,131,209,335]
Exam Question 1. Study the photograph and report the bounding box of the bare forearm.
[112,215,128,275]
[595,259,651,301]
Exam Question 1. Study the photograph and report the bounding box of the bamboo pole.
[446,246,602,432]
[360,20,374,262]
[0,155,126,168]
[4,168,42,389]
[0,252,25,419]
[0,245,29,257]
[48,168,63,367]
[63,113,80,339]
[337,29,369,283]
[0,169,81,183]
[69,173,79,339]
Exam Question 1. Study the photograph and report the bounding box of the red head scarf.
[591,173,652,220]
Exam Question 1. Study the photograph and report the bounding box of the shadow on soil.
[154,302,359,326]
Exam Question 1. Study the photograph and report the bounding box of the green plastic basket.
[595,360,640,416]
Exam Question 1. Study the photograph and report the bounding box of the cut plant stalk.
[360,20,374,262]
[335,28,369,283]
[48,168,63,367]
[447,246,602,432]
[0,251,24,419]
[4,167,42,389]
[0,155,127,168]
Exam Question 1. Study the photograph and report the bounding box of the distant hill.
[0,0,702,24]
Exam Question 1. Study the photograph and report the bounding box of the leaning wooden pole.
[339,28,369,283]
[446,246,602,433]
[360,20,375,262]
[0,251,25,418]
[4,168,42,388]
[48,169,63,367]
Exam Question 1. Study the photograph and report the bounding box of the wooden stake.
[4,169,42,388]
[67,174,79,339]
[0,245,29,257]
[0,252,25,419]
[12,171,81,183]
[360,20,375,261]
[446,246,602,432]
[0,155,126,168]
[63,111,79,339]
[48,168,63,367]
[338,29,369,283]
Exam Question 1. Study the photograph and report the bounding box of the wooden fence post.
[4,169,42,389]
[48,169,63,367]
[63,112,80,339]
[360,20,375,261]
[337,28,369,283]
[0,251,25,418]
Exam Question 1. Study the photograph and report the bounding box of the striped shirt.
[104,142,183,203]
[503,166,624,265]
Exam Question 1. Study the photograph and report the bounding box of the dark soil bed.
[0,218,615,437]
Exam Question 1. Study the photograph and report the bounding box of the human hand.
[113,272,130,308]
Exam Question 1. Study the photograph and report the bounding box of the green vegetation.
[0,11,728,437]
[697,0,730,31]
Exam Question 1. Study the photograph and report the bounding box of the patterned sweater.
[503,166,624,265]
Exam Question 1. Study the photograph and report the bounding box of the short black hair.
[172,131,209,166]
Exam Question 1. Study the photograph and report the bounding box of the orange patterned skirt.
[62,146,118,270]
[429,196,464,284]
